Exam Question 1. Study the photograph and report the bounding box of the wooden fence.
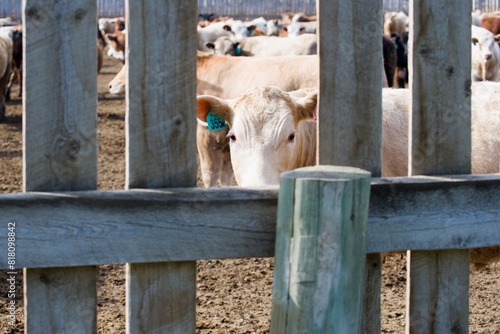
[1,0,500,333]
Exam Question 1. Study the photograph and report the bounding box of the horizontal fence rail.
[1,174,500,269]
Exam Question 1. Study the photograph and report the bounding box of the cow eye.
[228,133,237,142]
[288,132,296,143]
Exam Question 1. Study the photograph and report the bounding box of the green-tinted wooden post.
[271,165,371,333]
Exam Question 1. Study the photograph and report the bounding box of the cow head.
[205,37,241,56]
[472,26,499,61]
[197,87,318,186]
[109,64,126,95]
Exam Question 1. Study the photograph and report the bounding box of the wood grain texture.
[317,2,384,329]
[362,253,381,334]
[22,0,98,332]
[125,0,197,189]
[408,1,472,332]
[0,174,500,269]
[126,262,196,334]
[271,166,371,333]
[410,0,472,176]
[368,174,500,252]
[125,1,198,332]
[24,267,97,334]
[23,0,98,192]
[317,0,383,175]
[406,250,469,333]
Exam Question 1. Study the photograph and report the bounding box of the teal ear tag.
[235,45,242,56]
[206,110,227,131]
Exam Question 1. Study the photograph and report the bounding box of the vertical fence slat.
[126,1,197,189]
[125,0,198,332]
[22,0,98,332]
[317,0,383,178]
[24,267,97,333]
[317,1,383,332]
[406,250,470,333]
[126,262,197,333]
[408,0,471,332]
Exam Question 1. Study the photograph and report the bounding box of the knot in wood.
[66,139,81,161]
[419,45,431,58]
[26,5,43,21]
[39,274,49,284]
[446,66,455,79]
[74,8,87,21]
[174,115,182,126]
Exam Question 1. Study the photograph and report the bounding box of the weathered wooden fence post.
[23,0,99,332]
[316,0,384,331]
[125,0,198,332]
[408,0,471,332]
[271,165,371,333]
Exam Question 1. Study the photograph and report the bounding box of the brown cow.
[481,11,500,35]
[106,30,126,63]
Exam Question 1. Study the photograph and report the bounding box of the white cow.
[197,83,500,186]
[206,33,317,56]
[266,20,284,36]
[471,25,500,82]
[245,17,268,35]
[284,22,317,37]
[472,9,482,27]
[197,21,233,51]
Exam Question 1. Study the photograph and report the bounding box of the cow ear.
[197,95,233,126]
[294,89,318,122]
[247,25,256,35]
[495,34,500,43]
[205,42,215,51]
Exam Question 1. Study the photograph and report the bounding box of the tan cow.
[197,83,500,186]
[198,54,319,187]
[109,52,320,187]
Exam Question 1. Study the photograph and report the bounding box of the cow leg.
[0,63,11,122]
[17,66,22,97]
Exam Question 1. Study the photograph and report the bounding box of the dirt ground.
[1,54,499,334]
